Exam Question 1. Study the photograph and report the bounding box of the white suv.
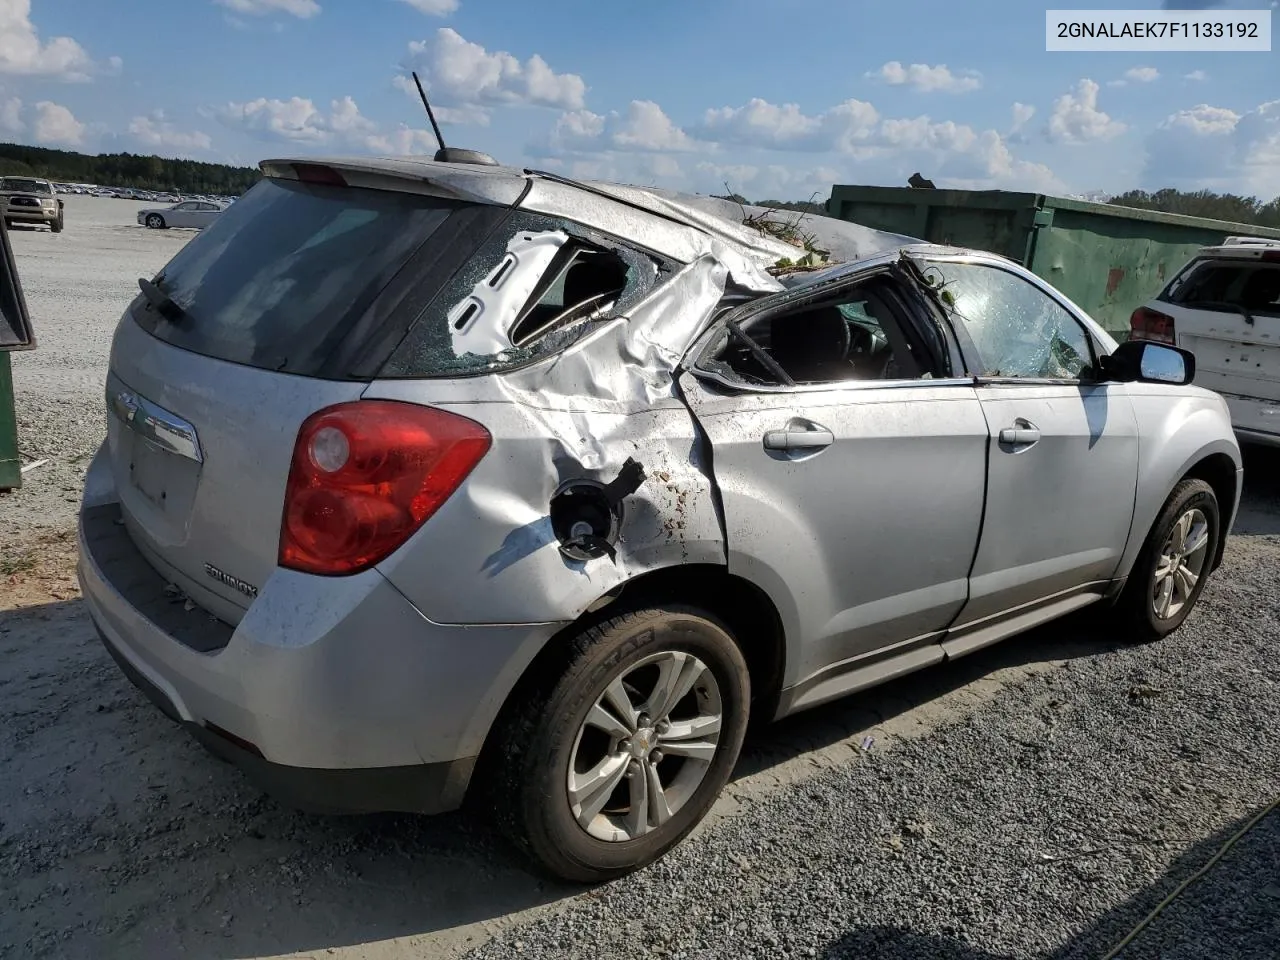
[1133,236,1280,447]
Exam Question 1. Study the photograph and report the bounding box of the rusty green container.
[0,352,18,490]
[825,185,1280,338]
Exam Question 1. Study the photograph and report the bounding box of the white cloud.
[402,28,584,111]
[695,97,879,153]
[0,95,22,133]
[217,95,334,142]
[33,100,83,145]
[216,94,441,156]
[397,0,457,15]
[1109,65,1160,87]
[1184,70,1208,82]
[390,74,491,125]
[214,0,320,17]
[1143,101,1280,198]
[128,111,213,152]
[550,100,701,153]
[1010,102,1036,134]
[870,61,981,93]
[1048,79,1126,143]
[0,0,115,81]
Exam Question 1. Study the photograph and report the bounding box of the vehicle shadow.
[819,803,1280,959]
[1234,444,1280,536]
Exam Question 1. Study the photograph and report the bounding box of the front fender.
[1117,387,1242,580]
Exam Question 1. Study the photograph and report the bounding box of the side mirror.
[0,218,36,352]
[1098,339,1194,386]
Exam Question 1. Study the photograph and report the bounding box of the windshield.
[0,178,52,195]
[132,177,481,378]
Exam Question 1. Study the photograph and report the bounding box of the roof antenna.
[411,71,448,157]
[409,70,498,165]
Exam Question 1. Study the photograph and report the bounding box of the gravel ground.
[2,197,1279,959]
[463,495,1280,960]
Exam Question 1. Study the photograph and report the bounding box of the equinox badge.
[204,563,258,599]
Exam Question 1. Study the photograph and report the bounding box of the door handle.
[998,422,1041,447]
[763,428,835,451]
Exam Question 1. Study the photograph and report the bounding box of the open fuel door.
[0,219,35,351]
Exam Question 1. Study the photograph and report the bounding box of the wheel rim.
[1152,507,1210,621]
[148,216,160,227]
[567,650,723,843]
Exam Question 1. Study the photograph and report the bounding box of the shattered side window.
[923,261,1093,380]
[381,211,659,378]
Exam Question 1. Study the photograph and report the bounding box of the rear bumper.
[1222,393,1280,448]
[95,625,475,814]
[78,457,563,813]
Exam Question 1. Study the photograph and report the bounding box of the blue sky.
[0,0,1276,200]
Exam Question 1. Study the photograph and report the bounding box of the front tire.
[145,214,165,229]
[1114,478,1219,642]
[486,605,750,883]
[50,212,63,233]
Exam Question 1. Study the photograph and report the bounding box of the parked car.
[0,176,65,233]
[1132,236,1280,447]
[79,155,1242,883]
[137,199,225,230]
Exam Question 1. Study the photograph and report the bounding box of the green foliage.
[1110,188,1280,229]
[0,142,260,194]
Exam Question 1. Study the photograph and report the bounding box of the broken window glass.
[704,278,933,386]
[381,211,660,378]
[923,262,1092,380]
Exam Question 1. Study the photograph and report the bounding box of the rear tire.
[484,605,750,883]
[1112,479,1219,643]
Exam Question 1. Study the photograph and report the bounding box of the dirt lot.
[2,197,1279,959]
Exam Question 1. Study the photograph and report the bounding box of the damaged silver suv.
[78,154,1241,881]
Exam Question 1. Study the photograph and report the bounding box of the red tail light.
[1130,306,1176,345]
[279,401,491,576]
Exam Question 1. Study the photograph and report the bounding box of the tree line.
[1108,189,1280,228]
[0,142,261,195]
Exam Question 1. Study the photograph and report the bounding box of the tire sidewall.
[522,609,749,880]
[147,215,164,229]
[1134,482,1219,637]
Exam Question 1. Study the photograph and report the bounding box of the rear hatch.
[1158,246,1280,402]
[104,172,509,623]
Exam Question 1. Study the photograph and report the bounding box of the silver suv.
[78,156,1241,881]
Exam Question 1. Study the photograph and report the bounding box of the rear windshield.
[134,178,477,377]
[1164,259,1280,317]
[133,176,664,380]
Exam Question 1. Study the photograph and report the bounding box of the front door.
[680,267,988,696]
[913,255,1139,629]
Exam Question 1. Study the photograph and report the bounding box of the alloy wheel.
[567,650,723,842]
[1152,507,1210,621]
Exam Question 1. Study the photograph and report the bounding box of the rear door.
[681,265,988,695]
[1158,250,1280,402]
[912,254,1139,632]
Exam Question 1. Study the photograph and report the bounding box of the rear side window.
[1164,259,1280,317]
[379,212,662,379]
[134,178,470,377]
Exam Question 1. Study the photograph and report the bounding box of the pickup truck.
[1,177,65,233]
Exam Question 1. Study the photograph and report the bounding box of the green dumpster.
[1,216,36,492]
[825,186,1280,338]
[0,353,17,490]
